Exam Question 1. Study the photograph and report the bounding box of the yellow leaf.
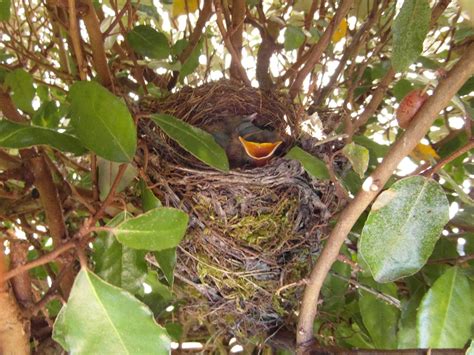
[409,143,440,162]
[332,18,347,43]
[172,0,199,17]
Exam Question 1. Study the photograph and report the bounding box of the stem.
[296,43,474,351]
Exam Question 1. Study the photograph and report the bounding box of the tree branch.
[296,43,474,351]
[214,0,251,86]
[288,0,353,99]
[81,0,113,87]
[30,155,75,297]
[229,0,246,81]
[0,246,30,354]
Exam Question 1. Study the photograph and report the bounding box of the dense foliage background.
[0,0,473,353]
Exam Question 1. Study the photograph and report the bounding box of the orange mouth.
[238,136,282,160]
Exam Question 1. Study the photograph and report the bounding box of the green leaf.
[151,114,229,172]
[397,286,426,348]
[93,212,147,295]
[165,323,182,342]
[154,248,176,286]
[0,0,10,21]
[127,25,170,60]
[0,120,86,154]
[392,79,415,101]
[69,81,137,162]
[353,135,389,165]
[32,101,62,128]
[113,208,188,251]
[285,146,330,180]
[458,76,474,96]
[179,39,203,81]
[359,279,400,349]
[53,269,170,354]
[5,69,35,113]
[335,322,375,349]
[141,271,174,315]
[359,176,449,282]
[467,340,474,355]
[284,25,305,51]
[139,179,162,211]
[342,142,369,178]
[97,159,137,201]
[417,267,474,348]
[391,0,431,72]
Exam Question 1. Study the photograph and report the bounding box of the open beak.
[238,136,282,165]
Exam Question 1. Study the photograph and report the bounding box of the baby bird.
[203,115,282,168]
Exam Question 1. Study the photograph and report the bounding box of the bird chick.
[203,115,282,168]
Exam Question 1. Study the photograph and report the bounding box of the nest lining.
[137,80,343,341]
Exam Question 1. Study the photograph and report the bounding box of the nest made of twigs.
[136,80,342,343]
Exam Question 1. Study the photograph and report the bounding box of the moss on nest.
[136,79,343,344]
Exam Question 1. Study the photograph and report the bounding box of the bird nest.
[136,80,343,344]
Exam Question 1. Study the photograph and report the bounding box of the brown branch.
[0,246,30,354]
[349,0,452,135]
[288,0,353,99]
[423,139,474,177]
[312,0,385,107]
[68,0,87,80]
[304,0,319,30]
[296,44,474,351]
[0,90,28,123]
[351,67,396,134]
[30,155,75,297]
[168,0,213,90]
[0,241,76,284]
[9,240,33,308]
[229,0,246,81]
[81,0,113,87]
[214,0,251,86]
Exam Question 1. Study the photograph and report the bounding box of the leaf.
[32,101,62,128]
[467,340,474,355]
[332,18,347,43]
[359,279,400,349]
[409,143,440,162]
[154,248,176,286]
[417,267,474,348]
[140,271,174,315]
[179,39,203,81]
[342,142,369,178]
[113,208,188,251]
[392,79,414,101]
[397,286,426,348]
[285,146,330,180]
[458,76,474,96]
[284,25,305,51]
[127,25,170,60]
[172,0,198,17]
[68,81,137,162]
[0,120,86,155]
[52,269,170,354]
[391,0,431,72]
[0,0,10,21]
[359,176,449,282]
[139,179,162,211]
[97,158,137,201]
[5,69,35,113]
[165,323,182,342]
[151,114,229,172]
[93,212,147,295]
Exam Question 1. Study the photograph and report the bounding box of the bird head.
[238,136,282,166]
